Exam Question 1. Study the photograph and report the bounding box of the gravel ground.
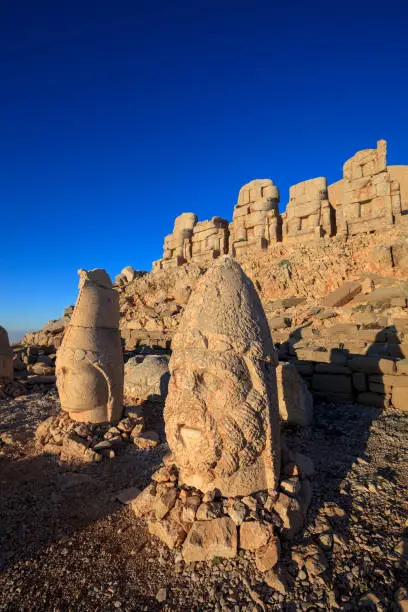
[0,389,407,611]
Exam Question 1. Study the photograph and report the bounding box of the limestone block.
[164,257,281,497]
[397,359,408,375]
[56,269,124,424]
[348,357,396,375]
[352,372,367,392]
[392,387,408,411]
[0,327,13,381]
[255,536,281,572]
[182,517,237,562]
[124,355,170,402]
[323,282,362,308]
[357,392,389,409]
[312,374,352,394]
[276,362,313,427]
[239,521,273,550]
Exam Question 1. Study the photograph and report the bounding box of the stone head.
[164,257,280,496]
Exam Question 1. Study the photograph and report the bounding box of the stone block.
[268,316,292,330]
[293,361,315,376]
[357,392,389,409]
[182,517,237,562]
[358,329,387,343]
[313,392,354,404]
[314,363,351,375]
[312,374,352,394]
[348,357,396,374]
[323,282,362,308]
[396,359,408,375]
[295,349,331,363]
[276,362,313,427]
[391,387,408,411]
[352,372,367,392]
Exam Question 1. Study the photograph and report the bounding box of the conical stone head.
[164,256,281,496]
[56,268,124,424]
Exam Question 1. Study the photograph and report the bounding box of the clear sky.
[1,0,407,339]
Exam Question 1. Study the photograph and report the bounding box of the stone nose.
[182,370,197,392]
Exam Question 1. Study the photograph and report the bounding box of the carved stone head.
[164,257,280,496]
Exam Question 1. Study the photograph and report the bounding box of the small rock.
[255,536,281,572]
[133,431,159,449]
[156,587,167,603]
[240,521,272,551]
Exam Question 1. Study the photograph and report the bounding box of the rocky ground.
[0,390,407,611]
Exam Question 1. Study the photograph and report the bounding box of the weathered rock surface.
[124,354,169,403]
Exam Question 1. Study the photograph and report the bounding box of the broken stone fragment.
[255,536,281,572]
[182,517,237,563]
[280,477,301,497]
[181,495,202,524]
[133,431,159,449]
[59,433,101,464]
[152,466,173,483]
[227,500,247,525]
[154,485,177,520]
[274,493,304,539]
[263,568,289,594]
[293,453,315,479]
[131,483,157,517]
[147,513,187,549]
[240,521,273,550]
[195,502,223,521]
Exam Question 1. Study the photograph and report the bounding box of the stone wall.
[281,177,335,241]
[152,139,408,269]
[153,213,229,272]
[333,140,403,236]
[229,179,281,257]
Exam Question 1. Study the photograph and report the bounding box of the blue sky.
[1,0,407,337]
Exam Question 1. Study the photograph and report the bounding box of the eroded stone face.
[56,269,124,424]
[164,257,280,497]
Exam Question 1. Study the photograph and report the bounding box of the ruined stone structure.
[164,256,281,497]
[152,140,408,268]
[56,269,123,424]
[329,140,404,236]
[153,213,229,271]
[0,326,13,381]
[229,179,281,258]
[282,177,334,240]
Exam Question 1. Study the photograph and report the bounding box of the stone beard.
[164,328,279,496]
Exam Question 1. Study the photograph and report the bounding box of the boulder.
[124,355,170,403]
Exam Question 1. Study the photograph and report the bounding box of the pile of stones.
[34,404,160,464]
[131,443,313,586]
